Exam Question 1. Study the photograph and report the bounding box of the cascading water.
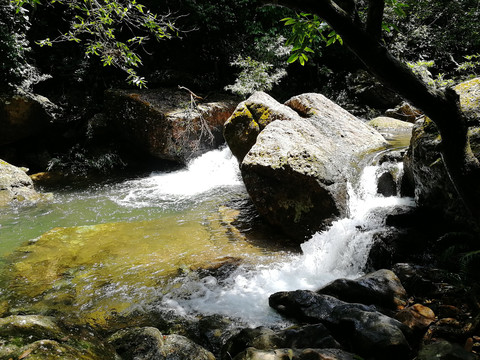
[159,152,415,327]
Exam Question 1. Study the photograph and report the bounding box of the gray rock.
[377,171,397,196]
[104,88,238,164]
[223,91,300,162]
[368,116,415,132]
[241,93,386,241]
[232,347,358,360]
[0,159,52,206]
[317,269,408,310]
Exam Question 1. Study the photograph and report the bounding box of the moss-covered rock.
[223,91,299,162]
[367,116,414,132]
[403,78,480,224]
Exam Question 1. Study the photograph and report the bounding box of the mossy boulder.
[103,88,238,164]
[0,315,116,359]
[240,93,386,241]
[223,91,300,162]
[367,116,414,132]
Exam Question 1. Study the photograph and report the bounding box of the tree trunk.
[266,0,480,225]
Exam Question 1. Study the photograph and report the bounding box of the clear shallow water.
[0,144,414,330]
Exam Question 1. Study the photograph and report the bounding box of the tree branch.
[366,0,385,40]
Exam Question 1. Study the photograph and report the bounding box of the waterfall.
[113,146,243,208]
[159,156,415,327]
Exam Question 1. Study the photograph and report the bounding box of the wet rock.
[417,340,477,360]
[368,116,414,132]
[0,93,56,146]
[222,324,340,360]
[241,93,386,241]
[0,159,52,206]
[385,101,423,123]
[317,269,408,310]
[377,171,397,196]
[109,327,215,360]
[0,315,64,341]
[0,316,116,359]
[231,347,358,360]
[269,290,410,359]
[223,91,299,162]
[197,314,236,358]
[103,88,237,164]
[395,304,436,335]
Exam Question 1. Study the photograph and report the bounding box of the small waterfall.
[113,147,243,208]
[159,157,415,327]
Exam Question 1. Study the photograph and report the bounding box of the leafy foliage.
[13,0,179,87]
[0,0,50,92]
[224,35,290,97]
[281,12,341,66]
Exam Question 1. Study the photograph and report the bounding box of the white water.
[158,157,415,327]
[113,146,243,207]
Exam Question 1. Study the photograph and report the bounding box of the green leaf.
[299,56,305,66]
[287,53,299,63]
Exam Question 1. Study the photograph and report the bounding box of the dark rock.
[232,347,358,360]
[417,340,477,360]
[223,91,299,162]
[0,93,56,146]
[222,324,340,360]
[377,171,397,196]
[241,93,386,241]
[269,290,411,359]
[403,78,480,227]
[103,88,237,164]
[317,269,408,310]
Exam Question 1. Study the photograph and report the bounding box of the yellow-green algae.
[1,207,276,330]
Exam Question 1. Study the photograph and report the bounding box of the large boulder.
[103,88,238,164]
[0,159,51,206]
[0,93,56,146]
[240,93,386,240]
[223,91,300,162]
[403,78,480,224]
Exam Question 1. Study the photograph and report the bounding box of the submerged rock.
[417,340,477,360]
[240,92,386,241]
[104,88,237,164]
[0,159,52,206]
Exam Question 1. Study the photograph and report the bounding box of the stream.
[0,138,413,332]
